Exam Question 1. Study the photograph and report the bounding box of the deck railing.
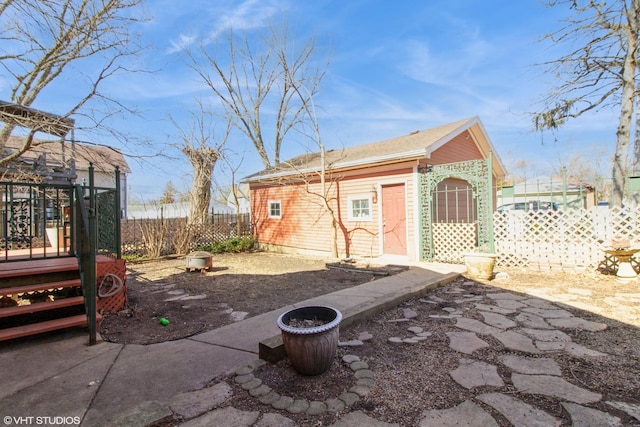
[0,181,75,260]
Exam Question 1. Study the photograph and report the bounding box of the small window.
[348,196,372,221]
[268,200,281,218]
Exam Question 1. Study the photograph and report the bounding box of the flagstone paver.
[500,355,562,376]
[521,298,559,310]
[180,406,259,427]
[450,359,504,389]
[546,317,608,331]
[515,312,553,329]
[493,299,528,310]
[169,382,232,419]
[455,317,502,335]
[511,374,602,404]
[255,412,296,427]
[519,327,572,342]
[418,400,498,427]
[563,342,608,357]
[522,307,574,319]
[330,410,400,427]
[446,331,489,354]
[606,401,640,422]
[493,330,541,353]
[562,403,623,427]
[477,392,561,427]
[474,303,516,315]
[216,281,635,427]
[479,311,517,329]
[487,292,526,301]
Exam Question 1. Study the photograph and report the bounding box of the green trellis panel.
[419,156,494,261]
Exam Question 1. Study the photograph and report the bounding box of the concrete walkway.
[0,263,462,427]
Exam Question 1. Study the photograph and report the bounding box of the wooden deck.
[0,255,116,280]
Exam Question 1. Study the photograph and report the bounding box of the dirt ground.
[100,252,640,426]
[99,252,407,345]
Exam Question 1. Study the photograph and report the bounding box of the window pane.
[351,198,370,218]
[269,202,281,217]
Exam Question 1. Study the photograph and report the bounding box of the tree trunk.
[183,146,218,225]
[612,1,638,206]
[189,164,213,225]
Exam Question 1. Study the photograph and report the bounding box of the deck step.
[0,296,85,318]
[0,256,78,279]
[0,313,101,341]
[0,279,82,297]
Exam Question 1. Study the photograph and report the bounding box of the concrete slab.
[255,269,458,362]
[95,401,173,427]
[0,333,122,400]
[191,306,294,352]
[82,339,255,426]
[0,344,121,422]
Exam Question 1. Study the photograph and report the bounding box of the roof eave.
[242,149,428,183]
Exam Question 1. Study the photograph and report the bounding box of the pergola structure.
[0,101,74,137]
[0,101,76,181]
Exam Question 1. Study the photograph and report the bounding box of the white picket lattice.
[493,206,640,270]
[432,222,476,263]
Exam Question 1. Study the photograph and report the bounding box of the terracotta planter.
[276,306,342,376]
[463,252,497,280]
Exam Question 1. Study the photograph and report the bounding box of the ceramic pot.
[276,306,342,376]
[463,252,497,280]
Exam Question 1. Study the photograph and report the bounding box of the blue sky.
[12,0,619,201]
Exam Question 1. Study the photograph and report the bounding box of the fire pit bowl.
[185,251,213,272]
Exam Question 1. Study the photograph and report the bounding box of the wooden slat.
[0,255,115,280]
[0,279,82,297]
[0,257,78,279]
[0,314,102,341]
[0,296,84,318]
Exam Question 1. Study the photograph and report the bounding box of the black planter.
[276,306,342,376]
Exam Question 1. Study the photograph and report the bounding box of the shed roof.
[243,116,505,182]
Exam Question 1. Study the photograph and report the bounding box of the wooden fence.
[121,213,251,257]
[493,205,639,271]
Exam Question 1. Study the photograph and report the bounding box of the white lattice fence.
[432,222,476,263]
[493,206,640,270]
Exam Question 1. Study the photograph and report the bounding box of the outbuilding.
[243,116,507,262]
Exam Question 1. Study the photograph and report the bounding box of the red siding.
[429,131,484,164]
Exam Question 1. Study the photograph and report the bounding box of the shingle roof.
[4,136,130,173]
[243,117,477,182]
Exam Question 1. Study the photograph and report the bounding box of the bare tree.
[159,181,179,204]
[173,101,231,225]
[186,25,326,168]
[0,0,146,165]
[218,152,246,235]
[533,0,639,206]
